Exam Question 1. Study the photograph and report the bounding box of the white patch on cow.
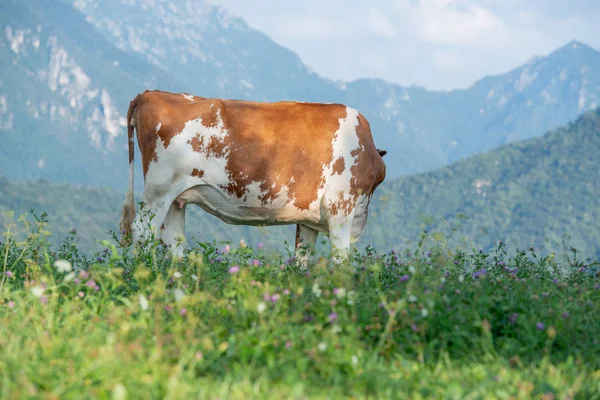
[315,107,362,223]
[182,93,194,102]
[145,112,231,199]
[156,122,162,132]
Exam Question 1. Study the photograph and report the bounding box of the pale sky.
[209,0,600,90]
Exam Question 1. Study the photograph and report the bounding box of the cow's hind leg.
[160,202,187,257]
[295,224,319,268]
[131,196,172,249]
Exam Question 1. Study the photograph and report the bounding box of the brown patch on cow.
[191,168,204,178]
[129,90,385,212]
[349,113,386,200]
[332,157,345,175]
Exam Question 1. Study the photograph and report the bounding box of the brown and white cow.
[119,90,386,263]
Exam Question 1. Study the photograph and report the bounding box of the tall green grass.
[1,211,599,399]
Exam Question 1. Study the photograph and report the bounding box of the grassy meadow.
[0,211,599,399]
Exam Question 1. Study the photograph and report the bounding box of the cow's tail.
[119,95,140,245]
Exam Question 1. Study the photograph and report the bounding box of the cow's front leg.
[295,224,318,268]
[327,215,354,264]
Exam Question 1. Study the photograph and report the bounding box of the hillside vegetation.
[0,177,290,254]
[363,107,600,261]
[0,223,598,398]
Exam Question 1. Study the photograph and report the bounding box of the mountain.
[2,0,600,191]
[361,107,600,261]
[0,0,186,188]
[2,108,599,260]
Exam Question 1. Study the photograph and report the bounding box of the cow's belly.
[175,184,321,227]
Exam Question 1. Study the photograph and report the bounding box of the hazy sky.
[209,0,600,90]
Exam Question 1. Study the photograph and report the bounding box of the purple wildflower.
[509,313,518,325]
[40,296,48,305]
[179,308,187,316]
[411,324,418,332]
[257,242,264,250]
[399,274,410,282]
[252,259,260,267]
[285,341,292,349]
[86,280,96,288]
[455,289,461,294]
[473,269,487,279]
[263,293,271,301]
[5,271,13,278]
[594,284,600,290]
[303,315,315,322]
[74,278,81,284]
[283,289,290,295]
[79,271,90,279]
[536,322,545,330]
[228,266,240,274]
[270,294,280,303]
[562,312,570,319]
[8,301,14,308]
[328,312,338,322]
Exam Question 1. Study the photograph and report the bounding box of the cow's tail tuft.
[119,95,140,246]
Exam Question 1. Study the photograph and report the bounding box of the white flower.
[440,277,446,283]
[112,383,127,400]
[312,283,322,298]
[318,342,327,352]
[334,288,346,299]
[30,286,45,298]
[173,288,185,302]
[239,239,247,248]
[138,294,149,311]
[257,302,266,313]
[64,272,76,282]
[421,308,429,317]
[191,274,199,281]
[458,275,465,283]
[173,271,183,279]
[409,266,416,273]
[54,259,72,273]
[408,295,417,303]
[351,355,359,365]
